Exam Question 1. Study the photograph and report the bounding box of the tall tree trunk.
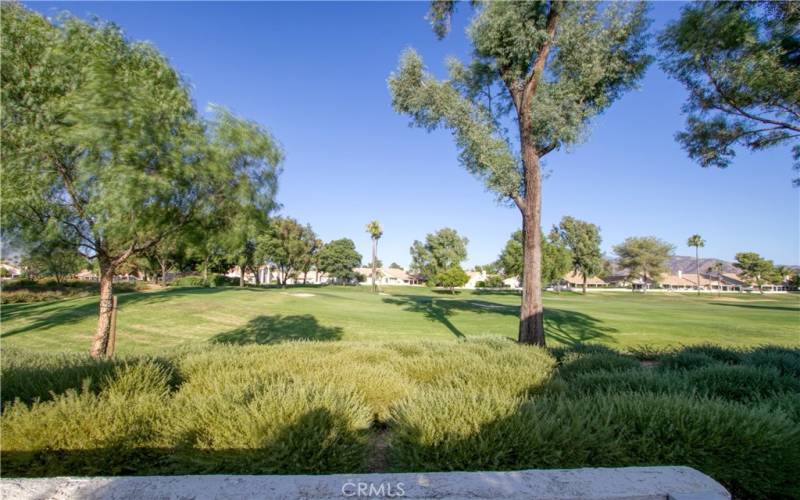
[696,247,700,296]
[254,267,260,286]
[90,259,115,358]
[371,238,377,293]
[517,141,545,346]
[582,273,587,295]
[239,266,244,287]
[304,270,308,284]
[203,256,209,283]
[161,261,167,286]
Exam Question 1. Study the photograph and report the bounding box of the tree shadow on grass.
[211,314,343,345]
[382,296,467,338]
[708,302,799,312]
[383,294,616,345]
[0,286,237,339]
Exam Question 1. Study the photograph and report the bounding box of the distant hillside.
[604,255,798,276]
[667,256,739,274]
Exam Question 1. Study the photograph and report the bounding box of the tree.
[257,218,316,286]
[435,265,469,293]
[409,228,468,284]
[735,252,775,294]
[542,229,573,293]
[390,1,650,345]
[389,262,404,270]
[613,237,675,293]
[687,234,706,295]
[22,240,84,284]
[497,229,571,291]
[366,221,383,292]
[708,261,724,297]
[1,6,281,357]
[659,1,800,185]
[554,216,602,294]
[317,238,362,284]
[299,237,323,284]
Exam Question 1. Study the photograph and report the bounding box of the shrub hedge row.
[2,341,798,498]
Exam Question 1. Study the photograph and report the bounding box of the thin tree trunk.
[696,247,700,296]
[203,256,209,283]
[239,266,244,287]
[517,140,545,346]
[582,273,587,295]
[90,260,115,358]
[371,238,377,293]
[254,266,260,286]
[161,261,167,286]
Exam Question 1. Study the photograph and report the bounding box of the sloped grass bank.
[2,341,799,498]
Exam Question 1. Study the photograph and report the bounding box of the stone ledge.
[0,466,730,500]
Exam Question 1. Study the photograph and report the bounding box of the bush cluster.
[1,279,140,304]
[2,341,798,498]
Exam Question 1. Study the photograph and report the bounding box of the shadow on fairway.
[0,286,240,339]
[708,302,799,312]
[212,314,343,344]
[383,294,616,344]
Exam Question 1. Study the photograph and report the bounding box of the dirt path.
[366,427,391,472]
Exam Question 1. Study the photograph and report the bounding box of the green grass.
[1,286,798,353]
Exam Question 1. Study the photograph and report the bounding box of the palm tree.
[687,234,705,296]
[366,221,383,293]
[708,261,724,297]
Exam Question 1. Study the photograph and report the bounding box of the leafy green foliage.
[554,217,602,289]
[735,251,779,291]
[409,228,468,282]
[658,1,800,185]
[496,229,571,286]
[256,218,317,285]
[317,238,362,283]
[434,265,469,292]
[613,236,675,285]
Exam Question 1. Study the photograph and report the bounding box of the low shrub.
[557,352,640,380]
[686,364,800,403]
[165,379,373,474]
[624,344,671,361]
[679,343,743,365]
[554,369,690,397]
[742,346,800,378]
[390,393,800,499]
[657,351,720,371]
[0,350,179,408]
[0,279,140,303]
[1,362,173,476]
[171,276,207,288]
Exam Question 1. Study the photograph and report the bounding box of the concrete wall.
[1,466,730,499]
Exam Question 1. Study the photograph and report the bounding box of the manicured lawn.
[1,285,798,353]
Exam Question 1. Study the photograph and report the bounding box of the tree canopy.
[735,251,778,292]
[409,228,468,283]
[257,217,316,286]
[659,1,800,185]
[554,216,602,293]
[613,237,675,289]
[317,238,362,283]
[496,229,571,287]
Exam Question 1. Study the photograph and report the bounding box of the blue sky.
[26,1,800,267]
